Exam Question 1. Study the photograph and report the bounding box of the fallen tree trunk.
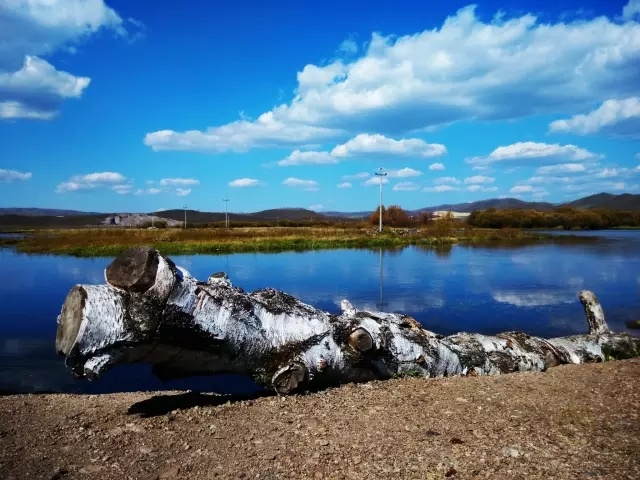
[55,247,640,394]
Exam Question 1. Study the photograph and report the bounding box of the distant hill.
[413,198,556,213]
[564,193,640,210]
[0,208,102,216]
[157,208,328,224]
[1,193,637,228]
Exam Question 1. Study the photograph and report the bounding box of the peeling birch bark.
[55,247,640,394]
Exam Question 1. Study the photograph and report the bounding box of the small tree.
[433,211,455,236]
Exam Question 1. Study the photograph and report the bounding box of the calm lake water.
[1,230,639,394]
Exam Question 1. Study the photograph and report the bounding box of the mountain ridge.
[1,193,638,222]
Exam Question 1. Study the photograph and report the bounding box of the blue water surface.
[1,230,638,394]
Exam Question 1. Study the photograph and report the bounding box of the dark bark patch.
[105,247,159,293]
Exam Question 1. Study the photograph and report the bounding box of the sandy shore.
[1,359,638,480]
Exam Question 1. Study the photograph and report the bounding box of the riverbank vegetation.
[467,207,640,229]
[0,222,577,257]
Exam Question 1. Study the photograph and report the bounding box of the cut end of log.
[349,327,374,352]
[56,285,86,356]
[272,362,308,394]
[105,247,159,293]
[578,290,610,335]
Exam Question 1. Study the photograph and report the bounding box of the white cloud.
[467,185,498,193]
[331,134,446,157]
[337,182,352,188]
[0,168,32,182]
[308,204,323,211]
[112,184,132,195]
[134,188,161,196]
[276,133,446,166]
[159,178,200,186]
[145,117,343,153]
[393,182,419,191]
[0,1,133,120]
[282,177,319,190]
[622,0,640,21]
[338,38,358,55]
[144,4,640,151]
[509,185,548,195]
[549,97,640,137]
[433,176,461,185]
[229,178,262,188]
[362,177,389,186]
[596,168,626,178]
[467,142,602,167]
[175,188,191,196]
[423,184,460,192]
[55,171,127,193]
[386,167,422,178]
[536,163,586,174]
[276,150,337,166]
[428,162,445,171]
[464,175,495,184]
[342,172,370,180]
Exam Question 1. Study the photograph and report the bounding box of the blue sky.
[1,0,639,213]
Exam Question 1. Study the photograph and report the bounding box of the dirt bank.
[1,359,638,480]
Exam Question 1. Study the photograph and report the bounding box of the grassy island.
[0,225,597,257]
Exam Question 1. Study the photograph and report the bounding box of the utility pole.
[183,204,188,229]
[375,167,387,233]
[222,197,230,228]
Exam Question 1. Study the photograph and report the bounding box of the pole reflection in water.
[377,247,387,310]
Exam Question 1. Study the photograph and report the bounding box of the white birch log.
[55,247,640,394]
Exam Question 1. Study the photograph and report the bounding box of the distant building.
[432,211,470,219]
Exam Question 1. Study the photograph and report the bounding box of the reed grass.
[3,226,560,257]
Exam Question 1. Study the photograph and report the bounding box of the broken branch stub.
[56,247,640,394]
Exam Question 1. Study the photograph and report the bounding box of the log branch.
[55,247,640,394]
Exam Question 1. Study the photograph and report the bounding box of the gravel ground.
[1,359,638,480]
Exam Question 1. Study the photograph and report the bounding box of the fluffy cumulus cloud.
[549,97,640,137]
[536,163,586,174]
[393,182,419,191]
[158,178,200,186]
[464,175,495,185]
[509,185,548,196]
[428,162,445,171]
[229,178,262,188]
[282,177,319,190]
[145,117,343,153]
[276,134,445,166]
[0,0,134,120]
[0,168,32,182]
[423,184,459,193]
[145,3,640,152]
[342,172,370,181]
[55,171,128,193]
[433,176,461,185]
[337,182,352,188]
[467,142,602,167]
[386,167,422,178]
[56,172,200,195]
[362,176,389,187]
[134,187,162,196]
[467,185,497,193]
